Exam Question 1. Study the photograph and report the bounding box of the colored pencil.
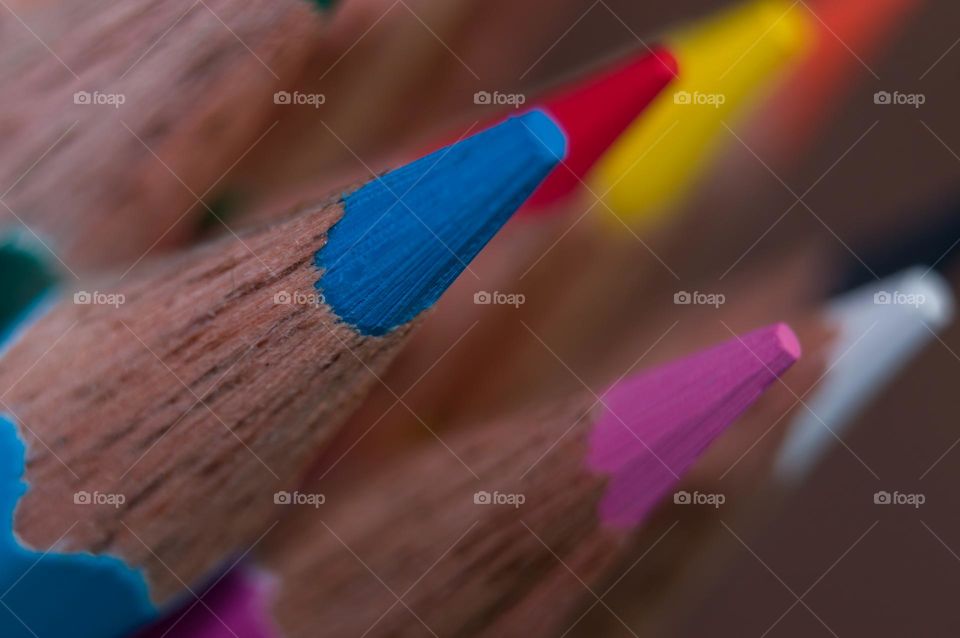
[0,0,337,273]
[438,46,679,212]
[583,314,835,637]
[455,236,831,434]
[251,44,677,220]
[137,324,800,638]
[776,268,956,482]
[593,271,955,636]
[135,569,275,638]
[447,0,816,428]
[0,232,57,342]
[0,112,564,638]
[314,45,679,474]
[590,0,812,223]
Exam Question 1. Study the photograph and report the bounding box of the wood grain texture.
[223,0,594,215]
[258,324,796,638]
[0,0,324,270]
[261,394,620,638]
[0,192,414,604]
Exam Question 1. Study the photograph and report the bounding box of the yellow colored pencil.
[590,0,812,224]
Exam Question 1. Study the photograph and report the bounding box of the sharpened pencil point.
[317,110,566,336]
[773,321,802,360]
[593,0,812,220]
[587,324,799,528]
[776,269,955,483]
[523,46,678,210]
[308,0,338,11]
[0,235,58,340]
[517,109,569,162]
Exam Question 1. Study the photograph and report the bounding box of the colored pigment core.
[196,191,241,237]
[137,569,278,638]
[524,46,678,210]
[586,324,800,528]
[0,241,58,338]
[309,0,337,11]
[316,109,566,336]
[776,269,955,483]
[0,415,156,638]
[593,0,811,220]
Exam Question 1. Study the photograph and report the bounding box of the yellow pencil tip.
[589,0,814,227]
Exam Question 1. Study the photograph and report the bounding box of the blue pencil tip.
[317,112,565,336]
[519,108,569,162]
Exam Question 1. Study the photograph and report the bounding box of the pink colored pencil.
[138,324,799,638]
[135,570,277,638]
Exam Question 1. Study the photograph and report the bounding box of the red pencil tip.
[586,324,799,529]
[521,45,679,211]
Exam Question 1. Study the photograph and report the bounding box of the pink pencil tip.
[586,324,800,529]
[135,569,278,638]
[773,322,802,360]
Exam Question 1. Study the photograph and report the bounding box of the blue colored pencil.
[0,111,565,638]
